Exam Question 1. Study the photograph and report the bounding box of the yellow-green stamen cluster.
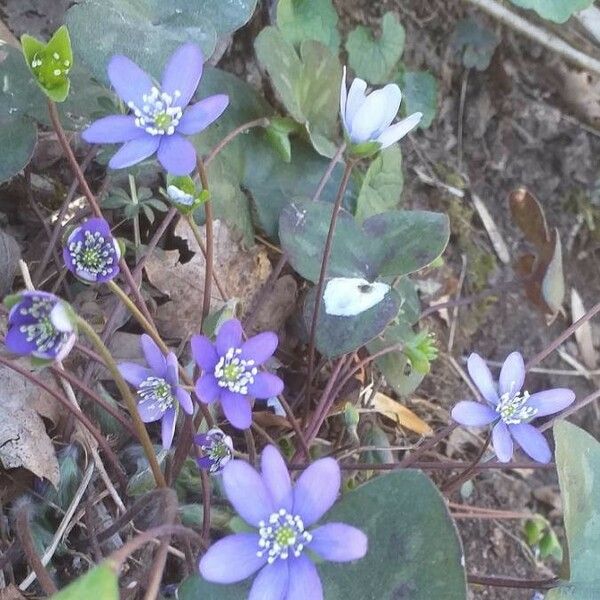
[496,390,537,425]
[214,347,258,395]
[129,87,183,136]
[18,296,68,353]
[257,509,312,564]
[138,376,174,412]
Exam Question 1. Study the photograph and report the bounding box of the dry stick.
[467,574,559,590]
[0,353,128,491]
[19,463,95,591]
[199,469,212,543]
[204,117,270,166]
[15,504,57,595]
[441,434,491,494]
[196,158,213,332]
[328,460,554,472]
[277,395,310,458]
[75,317,167,488]
[465,0,600,76]
[244,428,257,466]
[304,161,355,418]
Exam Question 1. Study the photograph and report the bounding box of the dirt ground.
[3,0,600,598]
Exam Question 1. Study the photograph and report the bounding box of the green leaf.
[399,71,438,129]
[547,421,600,599]
[51,563,118,599]
[450,18,499,71]
[355,145,403,223]
[66,0,258,83]
[179,470,466,599]
[509,0,593,23]
[21,25,73,102]
[255,28,341,157]
[276,0,341,52]
[304,286,400,357]
[264,116,300,162]
[0,118,37,183]
[345,12,405,85]
[361,422,394,464]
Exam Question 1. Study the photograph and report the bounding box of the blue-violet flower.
[340,66,422,150]
[200,445,367,599]
[194,428,234,474]
[118,334,193,449]
[5,291,76,361]
[82,43,229,175]
[452,352,575,463]
[63,217,121,283]
[191,319,284,430]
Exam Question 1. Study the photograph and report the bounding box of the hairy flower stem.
[196,158,213,331]
[441,434,491,494]
[304,160,356,419]
[205,117,270,166]
[47,99,153,324]
[75,317,167,488]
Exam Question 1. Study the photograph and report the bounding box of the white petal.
[340,65,348,130]
[166,185,195,205]
[349,84,401,143]
[50,302,73,333]
[345,77,368,133]
[323,277,390,317]
[377,112,423,148]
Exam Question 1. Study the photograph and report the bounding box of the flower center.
[68,230,118,278]
[257,509,312,563]
[129,87,183,136]
[214,348,257,395]
[18,297,68,353]
[496,390,538,424]
[137,376,174,412]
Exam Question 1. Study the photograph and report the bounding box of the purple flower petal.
[175,386,194,415]
[191,335,219,371]
[137,399,164,423]
[249,560,289,600]
[240,332,279,365]
[261,445,292,511]
[82,115,143,144]
[492,421,513,463]
[499,351,525,397]
[222,459,274,526]
[451,401,497,426]
[165,352,179,385]
[195,374,220,404]
[221,390,252,429]
[107,55,153,108]
[293,457,340,526]
[161,407,176,449]
[161,43,203,108]
[157,134,196,175]
[118,362,152,387]
[509,423,552,463]
[5,326,38,355]
[310,523,368,562]
[199,533,266,584]
[177,94,229,135]
[527,389,576,417]
[286,555,323,600]
[467,353,499,405]
[248,373,284,399]
[108,135,160,170]
[216,319,244,354]
[140,334,166,376]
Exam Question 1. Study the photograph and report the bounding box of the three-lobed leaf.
[399,70,438,129]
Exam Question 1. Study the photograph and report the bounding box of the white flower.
[323,277,391,317]
[340,66,422,148]
[166,184,195,206]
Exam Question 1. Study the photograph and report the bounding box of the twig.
[204,117,270,166]
[442,433,491,494]
[19,463,95,591]
[244,428,257,466]
[467,574,559,590]
[464,0,600,75]
[457,70,469,171]
[196,158,213,331]
[447,254,467,352]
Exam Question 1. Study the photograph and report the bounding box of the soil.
[2,0,600,599]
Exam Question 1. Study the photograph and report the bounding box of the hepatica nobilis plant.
[3,5,595,598]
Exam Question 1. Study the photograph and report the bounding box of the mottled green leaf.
[400,71,438,129]
[450,18,498,71]
[51,563,118,599]
[179,470,466,599]
[346,12,405,84]
[277,0,340,51]
[0,118,37,183]
[509,0,593,23]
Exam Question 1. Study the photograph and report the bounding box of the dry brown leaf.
[571,288,598,369]
[145,219,272,338]
[246,275,298,335]
[0,358,60,485]
[369,392,433,436]
[0,584,27,600]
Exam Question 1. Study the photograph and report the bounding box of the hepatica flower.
[63,218,121,283]
[191,319,284,430]
[340,66,422,152]
[82,43,229,175]
[118,334,193,449]
[194,428,234,474]
[200,445,367,599]
[452,352,575,463]
[5,291,76,361]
